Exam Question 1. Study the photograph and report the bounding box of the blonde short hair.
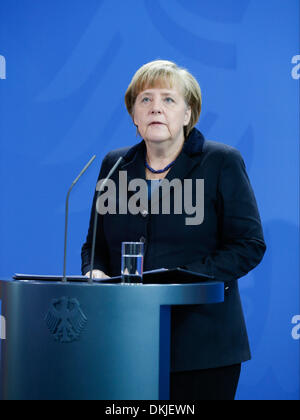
[125,60,202,138]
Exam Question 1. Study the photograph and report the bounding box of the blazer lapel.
[154,128,205,207]
[116,141,148,213]
[120,141,146,183]
[115,128,205,211]
[165,151,200,182]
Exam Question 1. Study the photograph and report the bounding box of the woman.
[81,60,266,400]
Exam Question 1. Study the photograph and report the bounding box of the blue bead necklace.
[144,152,176,174]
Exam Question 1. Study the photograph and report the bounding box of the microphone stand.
[62,155,96,282]
[89,157,123,284]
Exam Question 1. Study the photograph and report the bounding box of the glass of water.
[121,242,144,284]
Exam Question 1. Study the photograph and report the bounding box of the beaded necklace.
[144,152,176,174]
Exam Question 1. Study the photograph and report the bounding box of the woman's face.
[133,85,191,144]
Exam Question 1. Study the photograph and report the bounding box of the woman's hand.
[85,270,110,280]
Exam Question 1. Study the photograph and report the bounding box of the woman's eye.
[165,97,175,103]
[142,97,150,103]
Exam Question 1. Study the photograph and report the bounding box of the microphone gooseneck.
[89,156,124,284]
[62,155,97,283]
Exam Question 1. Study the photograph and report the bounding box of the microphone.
[89,156,124,283]
[62,155,97,282]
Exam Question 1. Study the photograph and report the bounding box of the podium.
[0,277,223,400]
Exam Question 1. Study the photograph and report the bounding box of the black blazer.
[81,128,266,371]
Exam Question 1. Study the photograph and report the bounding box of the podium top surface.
[0,278,224,306]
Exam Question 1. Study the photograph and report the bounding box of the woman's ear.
[184,106,192,126]
[132,114,140,137]
[131,104,137,125]
[132,113,138,128]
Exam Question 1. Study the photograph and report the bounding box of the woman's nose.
[150,98,162,114]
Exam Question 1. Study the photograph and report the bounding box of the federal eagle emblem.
[45,297,87,343]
